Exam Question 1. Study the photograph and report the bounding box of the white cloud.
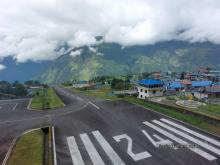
[70,49,82,57]
[89,47,97,53]
[0,64,6,70]
[0,0,220,62]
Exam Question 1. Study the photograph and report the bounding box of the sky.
[0,0,220,68]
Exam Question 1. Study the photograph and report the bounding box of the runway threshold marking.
[67,131,125,165]
[67,136,85,165]
[143,121,217,161]
[80,133,105,165]
[93,131,125,165]
[160,118,220,147]
[89,102,100,110]
[153,120,220,156]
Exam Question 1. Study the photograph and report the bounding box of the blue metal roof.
[168,81,183,89]
[192,81,212,87]
[138,79,163,85]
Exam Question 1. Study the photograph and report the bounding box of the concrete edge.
[52,127,57,165]
[1,126,50,165]
[129,101,220,139]
[2,138,17,165]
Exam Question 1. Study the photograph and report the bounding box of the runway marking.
[160,118,220,147]
[80,133,105,165]
[12,103,18,111]
[93,131,125,165]
[142,130,173,148]
[89,102,100,110]
[153,120,220,157]
[67,136,85,165]
[143,121,217,161]
[113,134,151,161]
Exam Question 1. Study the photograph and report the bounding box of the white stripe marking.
[80,133,105,165]
[92,131,125,165]
[89,102,100,109]
[153,120,220,157]
[161,118,220,147]
[12,103,18,111]
[52,127,57,165]
[142,130,173,148]
[143,121,216,161]
[153,134,164,141]
[67,136,85,165]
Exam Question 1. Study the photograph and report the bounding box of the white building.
[136,79,164,99]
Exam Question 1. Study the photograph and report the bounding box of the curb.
[2,138,17,165]
[52,127,57,165]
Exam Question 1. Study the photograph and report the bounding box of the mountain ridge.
[36,41,220,83]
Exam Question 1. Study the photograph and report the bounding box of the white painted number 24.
[113,134,152,161]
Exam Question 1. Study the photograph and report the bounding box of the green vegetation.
[0,81,27,99]
[38,42,220,83]
[71,86,118,101]
[7,129,43,165]
[30,87,64,110]
[166,95,220,118]
[199,103,220,117]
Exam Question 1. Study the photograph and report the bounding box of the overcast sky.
[0,0,220,66]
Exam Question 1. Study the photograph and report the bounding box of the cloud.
[0,64,6,70]
[0,0,220,62]
[70,49,82,57]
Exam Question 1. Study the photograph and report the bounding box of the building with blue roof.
[191,81,212,87]
[166,80,212,91]
[136,79,164,99]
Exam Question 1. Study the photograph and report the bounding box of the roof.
[168,81,183,89]
[206,86,220,93]
[192,81,212,87]
[138,79,163,85]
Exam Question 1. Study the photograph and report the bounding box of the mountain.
[0,57,52,82]
[37,41,220,83]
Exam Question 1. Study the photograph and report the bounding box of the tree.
[180,72,186,80]
[111,78,125,90]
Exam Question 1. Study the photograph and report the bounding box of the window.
[145,90,148,93]
[140,89,143,92]
[153,90,156,94]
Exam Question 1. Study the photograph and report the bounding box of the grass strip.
[30,87,64,110]
[7,129,43,165]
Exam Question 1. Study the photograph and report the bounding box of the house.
[194,85,220,100]
[136,79,164,99]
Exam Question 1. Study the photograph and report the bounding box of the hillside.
[0,57,51,82]
[37,41,220,83]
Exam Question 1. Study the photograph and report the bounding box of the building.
[136,79,164,99]
[194,85,220,100]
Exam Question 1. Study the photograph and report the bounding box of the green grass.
[7,129,43,165]
[198,103,220,117]
[124,97,220,136]
[30,87,64,110]
[71,86,118,101]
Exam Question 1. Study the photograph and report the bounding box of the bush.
[117,94,125,98]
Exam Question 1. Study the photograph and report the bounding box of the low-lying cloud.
[0,64,6,71]
[0,0,220,63]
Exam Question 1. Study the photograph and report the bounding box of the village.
[70,68,220,106]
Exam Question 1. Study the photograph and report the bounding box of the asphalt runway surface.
[0,86,220,165]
